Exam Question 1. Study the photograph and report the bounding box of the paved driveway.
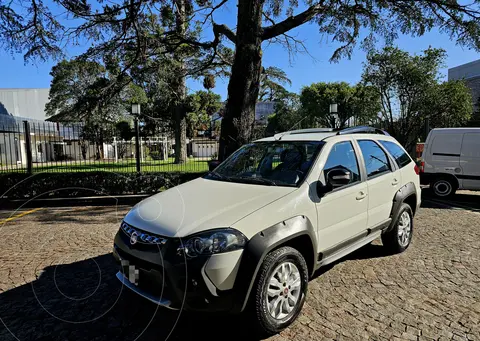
[0,193,479,341]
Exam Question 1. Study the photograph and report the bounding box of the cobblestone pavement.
[0,192,479,341]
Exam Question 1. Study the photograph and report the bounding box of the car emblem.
[130,232,138,245]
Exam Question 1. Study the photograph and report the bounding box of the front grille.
[121,221,168,245]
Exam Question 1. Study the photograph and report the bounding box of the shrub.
[0,171,206,200]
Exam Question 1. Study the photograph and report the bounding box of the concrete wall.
[0,88,50,121]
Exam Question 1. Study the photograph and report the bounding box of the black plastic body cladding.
[387,182,417,233]
[231,215,317,313]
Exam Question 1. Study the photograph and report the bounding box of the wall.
[0,89,50,121]
[448,60,480,114]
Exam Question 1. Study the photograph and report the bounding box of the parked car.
[112,126,421,336]
[420,127,480,197]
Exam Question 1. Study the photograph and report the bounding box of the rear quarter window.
[378,140,412,169]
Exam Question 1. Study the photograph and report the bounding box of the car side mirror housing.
[326,168,352,188]
[316,181,331,197]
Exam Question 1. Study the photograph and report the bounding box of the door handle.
[356,191,367,200]
[392,178,399,186]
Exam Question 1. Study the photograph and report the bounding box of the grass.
[1,157,210,173]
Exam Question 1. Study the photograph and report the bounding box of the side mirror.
[326,168,351,188]
[208,160,221,172]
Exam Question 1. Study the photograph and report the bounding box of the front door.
[356,140,399,229]
[315,140,368,252]
[460,132,480,190]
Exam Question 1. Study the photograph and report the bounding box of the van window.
[431,134,462,156]
[379,140,412,168]
[461,133,480,158]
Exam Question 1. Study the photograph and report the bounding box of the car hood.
[123,177,296,238]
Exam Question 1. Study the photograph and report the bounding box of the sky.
[1,1,479,100]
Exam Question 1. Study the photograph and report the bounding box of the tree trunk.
[218,0,264,161]
[174,0,187,164]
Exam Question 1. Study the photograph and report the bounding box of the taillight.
[414,164,420,175]
[420,161,425,172]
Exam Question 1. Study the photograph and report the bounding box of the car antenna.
[274,116,309,141]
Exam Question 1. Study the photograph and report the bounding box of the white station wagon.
[113,126,421,335]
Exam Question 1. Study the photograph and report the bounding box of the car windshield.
[204,141,325,187]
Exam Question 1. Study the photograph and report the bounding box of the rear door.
[356,139,400,229]
[460,133,480,190]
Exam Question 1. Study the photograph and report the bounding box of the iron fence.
[0,118,218,174]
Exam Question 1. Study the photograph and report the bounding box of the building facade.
[448,60,480,114]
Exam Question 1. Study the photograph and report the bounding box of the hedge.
[0,171,206,200]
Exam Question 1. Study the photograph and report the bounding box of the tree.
[45,59,128,159]
[2,1,480,160]
[259,67,292,102]
[265,92,302,135]
[185,90,222,137]
[362,47,472,153]
[300,82,380,128]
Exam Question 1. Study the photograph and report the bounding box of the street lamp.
[329,103,338,128]
[131,103,141,116]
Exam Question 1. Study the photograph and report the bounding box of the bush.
[149,150,163,160]
[0,171,206,200]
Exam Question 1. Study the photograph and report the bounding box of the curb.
[0,194,150,209]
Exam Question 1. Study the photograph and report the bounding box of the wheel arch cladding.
[388,182,417,232]
[231,215,317,313]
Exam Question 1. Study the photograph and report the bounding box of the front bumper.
[112,226,242,312]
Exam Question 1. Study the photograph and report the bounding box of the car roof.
[430,127,480,133]
[254,126,393,143]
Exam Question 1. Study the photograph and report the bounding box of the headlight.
[183,228,247,257]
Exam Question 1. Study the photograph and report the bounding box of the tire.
[252,246,309,337]
[382,203,413,254]
[430,177,457,198]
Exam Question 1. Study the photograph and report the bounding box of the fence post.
[23,121,33,174]
[134,117,141,172]
[113,137,118,162]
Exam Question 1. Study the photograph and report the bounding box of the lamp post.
[132,103,141,172]
[329,103,338,129]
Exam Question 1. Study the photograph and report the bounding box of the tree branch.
[261,2,325,41]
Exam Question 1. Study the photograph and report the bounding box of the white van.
[420,128,480,197]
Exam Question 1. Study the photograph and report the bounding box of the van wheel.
[431,177,457,198]
[252,246,308,337]
[382,203,413,254]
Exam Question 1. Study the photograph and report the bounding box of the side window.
[323,141,361,187]
[358,140,392,178]
[379,140,412,169]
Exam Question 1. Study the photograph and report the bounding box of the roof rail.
[336,126,390,136]
[274,127,334,140]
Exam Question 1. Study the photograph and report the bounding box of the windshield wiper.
[208,171,232,181]
[231,176,278,186]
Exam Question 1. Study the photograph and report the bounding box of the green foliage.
[362,46,472,152]
[45,59,124,123]
[115,121,134,141]
[0,172,206,200]
[300,82,380,129]
[185,90,221,137]
[266,92,303,135]
[259,67,292,102]
[203,74,216,90]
